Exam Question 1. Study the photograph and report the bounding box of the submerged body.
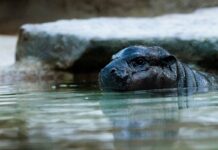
[99,46,218,92]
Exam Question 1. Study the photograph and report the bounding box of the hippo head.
[99,46,178,91]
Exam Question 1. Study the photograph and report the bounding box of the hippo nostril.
[110,68,116,74]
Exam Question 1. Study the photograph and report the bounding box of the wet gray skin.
[99,46,218,92]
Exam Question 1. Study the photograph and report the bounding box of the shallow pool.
[0,81,218,150]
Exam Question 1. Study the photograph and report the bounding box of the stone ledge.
[16,7,218,72]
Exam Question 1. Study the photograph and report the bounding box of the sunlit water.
[0,83,218,150]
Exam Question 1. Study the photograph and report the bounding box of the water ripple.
[0,85,217,149]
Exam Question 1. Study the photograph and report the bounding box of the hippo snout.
[109,67,129,81]
[99,64,130,91]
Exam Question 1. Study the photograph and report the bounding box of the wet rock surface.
[16,7,218,72]
[0,35,74,85]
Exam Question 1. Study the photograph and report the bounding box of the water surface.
[0,82,218,150]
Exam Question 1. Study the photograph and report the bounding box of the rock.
[0,35,75,85]
[16,7,218,72]
[0,58,74,85]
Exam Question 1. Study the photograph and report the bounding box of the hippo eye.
[132,57,146,67]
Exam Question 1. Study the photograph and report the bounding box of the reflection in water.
[100,89,218,150]
[100,92,180,150]
[0,84,218,149]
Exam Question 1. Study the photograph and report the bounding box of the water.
[0,82,218,150]
[1,35,218,149]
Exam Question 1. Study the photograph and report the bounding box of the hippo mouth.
[99,72,131,91]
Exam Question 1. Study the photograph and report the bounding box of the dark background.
[1,0,218,34]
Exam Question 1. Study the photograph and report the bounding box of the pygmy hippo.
[99,46,218,92]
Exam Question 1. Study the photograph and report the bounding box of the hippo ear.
[160,55,177,66]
